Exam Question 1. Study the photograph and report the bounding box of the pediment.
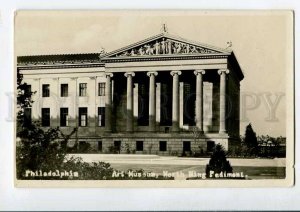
[102,33,230,59]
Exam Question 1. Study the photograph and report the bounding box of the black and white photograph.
[14,10,293,187]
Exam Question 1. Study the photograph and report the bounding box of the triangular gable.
[102,33,230,59]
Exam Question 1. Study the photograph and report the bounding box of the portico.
[99,32,243,153]
[104,68,230,134]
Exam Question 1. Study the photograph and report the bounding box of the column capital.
[124,72,135,77]
[147,71,158,77]
[218,69,230,75]
[194,70,206,76]
[170,70,182,76]
[105,72,114,78]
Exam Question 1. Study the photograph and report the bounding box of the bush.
[78,141,92,153]
[16,126,68,179]
[206,144,233,178]
[62,157,115,180]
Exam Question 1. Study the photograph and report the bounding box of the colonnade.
[104,69,229,134]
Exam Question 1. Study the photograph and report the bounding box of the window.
[42,84,50,97]
[114,141,121,153]
[24,108,32,127]
[159,141,167,152]
[164,127,170,133]
[60,108,69,127]
[207,141,215,152]
[25,84,31,94]
[79,83,87,96]
[41,108,50,126]
[183,141,191,152]
[98,107,105,127]
[98,82,106,96]
[98,141,102,152]
[79,107,88,127]
[61,84,68,97]
[136,141,144,151]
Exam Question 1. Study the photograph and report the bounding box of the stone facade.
[17,32,244,155]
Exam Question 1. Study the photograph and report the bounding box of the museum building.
[17,31,244,155]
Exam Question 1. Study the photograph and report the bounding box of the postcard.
[14,10,294,187]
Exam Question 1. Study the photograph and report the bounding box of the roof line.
[17,52,101,57]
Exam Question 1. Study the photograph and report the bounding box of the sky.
[15,11,293,137]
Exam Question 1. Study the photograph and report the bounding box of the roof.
[17,53,102,66]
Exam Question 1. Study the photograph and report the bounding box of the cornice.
[101,54,229,63]
[17,63,105,71]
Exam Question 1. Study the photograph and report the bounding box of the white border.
[0,0,299,210]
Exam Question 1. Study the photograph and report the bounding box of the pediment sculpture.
[114,38,220,57]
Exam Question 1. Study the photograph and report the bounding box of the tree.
[205,144,233,178]
[244,123,258,156]
[16,70,77,178]
[16,70,35,133]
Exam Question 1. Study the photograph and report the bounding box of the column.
[156,82,161,124]
[133,83,139,127]
[170,71,182,132]
[105,72,113,133]
[147,71,158,132]
[194,70,205,133]
[218,69,230,134]
[124,72,135,132]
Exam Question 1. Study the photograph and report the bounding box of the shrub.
[205,144,233,178]
[78,141,92,153]
[63,157,115,180]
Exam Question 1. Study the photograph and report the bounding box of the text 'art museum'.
[17,31,244,155]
